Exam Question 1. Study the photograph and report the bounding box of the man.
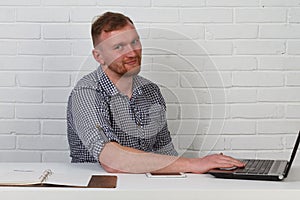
[67,12,244,173]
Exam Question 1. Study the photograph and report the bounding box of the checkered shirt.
[67,66,178,163]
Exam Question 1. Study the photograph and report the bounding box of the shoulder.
[68,69,105,105]
[73,69,99,91]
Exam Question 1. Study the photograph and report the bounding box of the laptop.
[208,131,300,181]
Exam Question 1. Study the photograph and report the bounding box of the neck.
[115,76,134,98]
[102,66,134,98]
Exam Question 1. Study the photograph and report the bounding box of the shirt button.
[137,123,142,128]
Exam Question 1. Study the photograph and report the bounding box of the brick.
[126,8,179,23]
[0,151,41,162]
[168,120,208,136]
[42,120,67,135]
[43,24,90,39]
[179,135,225,151]
[0,73,15,86]
[207,56,257,71]
[259,57,300,70]
[222,120,256,135]
[0,8,15,22]
[207,0,259,6]
[0,136,16,149]
[140,71,178,87]
[287,41,300,55]
[0,0,40,5]
[44,56,97,71]
[286,105,300,119]
[44,89,71,103]
[16,104,67,119]
[42,151,71,162]
[202,119,228,136]
[0,24,40,39]
[286,72,300,86]
[260,24,300,39]
[0,56,42,70]
[72,41,93,56]
[236,8,287,23]
[181,104,230,119]
[161,88,209,104]
[0,105,14,119]
[0,41,17,55]
[226,88,257,103]
[166,104,180,120]
[152,0,205,7]
[257,151,290,160]
[231,104,284,119]
[99,0,151,6]
[0,120,40,135]
[149,24,205,40]
[286,134,300,148]
[180,9,233,23]
[19,41,72,55]
[181,72,232,88]
[70,7,118,22]
[0,88,42,103]
[230,136,283,150]
[17,136,69,150]
[233,72,284,87]
[289,8,300,23]
[17,8,70,22]
[140,56,152,71]
[140,38,180,55]
[261,0,300,7]
[204,89,227,104]
[189,41,233,55]
[258,88,300,102]
[43,0,96,6]
[17,72,70,87]
[152,55,204,72]
[206,25,258,39]
[234,41,285,55]
[257,120,300,134]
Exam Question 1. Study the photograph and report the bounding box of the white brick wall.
[0,0,299,163]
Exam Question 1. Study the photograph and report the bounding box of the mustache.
[123,56,141,64]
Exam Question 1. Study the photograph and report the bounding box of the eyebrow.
[112,42,125,48]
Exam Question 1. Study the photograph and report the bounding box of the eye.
[113,44,124,51]
[132,38,140,46]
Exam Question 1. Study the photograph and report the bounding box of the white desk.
[1,162,300,200]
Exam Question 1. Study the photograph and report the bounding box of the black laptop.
[209,131,300,181]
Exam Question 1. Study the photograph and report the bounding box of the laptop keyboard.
[235,159,274,175]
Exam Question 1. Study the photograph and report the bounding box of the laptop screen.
[284,131,300,178]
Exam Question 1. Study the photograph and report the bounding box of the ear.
[92,49,105,65]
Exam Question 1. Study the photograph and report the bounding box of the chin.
[124,66,141,76]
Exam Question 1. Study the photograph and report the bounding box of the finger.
[217,154,245,167]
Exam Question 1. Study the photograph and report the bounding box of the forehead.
[99,24,139,46]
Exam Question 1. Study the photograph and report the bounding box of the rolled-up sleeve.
[69,86,119,161]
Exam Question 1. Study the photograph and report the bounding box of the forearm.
[99,142,192,173]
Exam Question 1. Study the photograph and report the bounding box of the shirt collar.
[96,66,119,96]
[96,66,151,97]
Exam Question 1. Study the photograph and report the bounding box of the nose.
[124,45,137,57]
[125,42,142,57]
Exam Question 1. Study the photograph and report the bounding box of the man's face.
[96,23,142,78]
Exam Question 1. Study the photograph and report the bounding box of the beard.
[107,54,142,77]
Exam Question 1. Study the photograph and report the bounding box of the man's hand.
[187,154,245,174]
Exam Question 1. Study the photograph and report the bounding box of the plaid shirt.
[67,66,178,163]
